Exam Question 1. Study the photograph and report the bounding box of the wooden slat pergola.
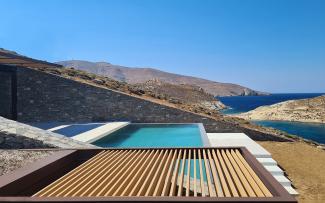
[34,149,272,198]
[0,148,297,202]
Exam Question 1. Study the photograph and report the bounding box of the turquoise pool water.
[93,124,204,147]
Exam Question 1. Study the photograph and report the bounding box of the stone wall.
[0,71,13,119]
[15,67,239,133]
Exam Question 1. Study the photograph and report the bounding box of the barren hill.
[57,60,266,96]
[236,95,325,123]
[132,79,226,111]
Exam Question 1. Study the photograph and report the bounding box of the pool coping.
[71,122,130,143]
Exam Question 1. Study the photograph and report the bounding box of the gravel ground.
[0,150,54,176]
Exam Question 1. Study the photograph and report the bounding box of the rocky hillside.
[132,79,226,111]
[235,95,325,123]
[57,60,266,96]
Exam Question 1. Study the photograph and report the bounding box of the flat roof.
[0,148,297,202]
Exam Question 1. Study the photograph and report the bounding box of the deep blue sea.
[218,93,325,144]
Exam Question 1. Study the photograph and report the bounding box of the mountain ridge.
[57,60,268,97]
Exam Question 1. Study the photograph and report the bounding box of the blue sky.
[1,0,324,93]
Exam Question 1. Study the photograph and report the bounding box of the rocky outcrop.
[235,95,325,123]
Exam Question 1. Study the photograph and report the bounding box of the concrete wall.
[14,67,239,133]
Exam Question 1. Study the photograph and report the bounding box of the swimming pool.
[93,123,208,147]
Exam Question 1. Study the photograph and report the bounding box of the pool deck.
[71,122,130,143]
[207,133,298,196]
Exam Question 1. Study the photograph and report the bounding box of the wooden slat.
[211,150,231,197]
[207,149,223,197]
[73,150,133,197]
[177,149,186,196]
[161,150,177,196]
[33,150,108,197]
[112,150,150,196]
[234,150,273,197]
[221,149,247,197]
[128,150,160,196]
[193,150,197,197]
[203,149,215,197]
[65,150,133,197]
[198,149,206,197]
[121,150,156,196]
[95,150,142,196]
[145,150,169,196]
[50,150,123,197]
[230,149,264,197]
[169,149,182,196]
[226,150,256,197]
[105,150,147,196]
[185,149,191,196]
[153,150,174,196]
[137,150,165,196]
[216,149,239,197]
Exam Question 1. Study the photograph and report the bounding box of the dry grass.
[258,141,325,202]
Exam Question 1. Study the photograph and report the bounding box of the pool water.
[93,124,204,147]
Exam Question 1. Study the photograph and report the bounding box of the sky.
[0,0,324,93]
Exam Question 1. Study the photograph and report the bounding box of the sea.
[218,93,325,144]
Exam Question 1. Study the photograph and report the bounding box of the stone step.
[257,157,277,166]
[284,186,299,196]
[273,175,291,187]
[264,165,284,176]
